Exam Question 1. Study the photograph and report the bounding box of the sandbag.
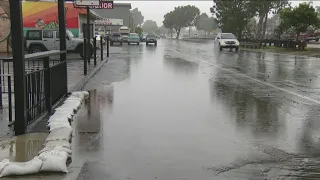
[49,123,72,131]
[47,116,70,124]
[81,91,89,99]
[70,92,85,99]
[50,111,73,120]
[56,106,77,113]
[46,127,72,142]
[39,150,69,173]
[65,97,82,102]
[39,145,71,155]
[55,108,75,116]
[44,140,71,149]
[0,156,42,177]
[0,159,9,174]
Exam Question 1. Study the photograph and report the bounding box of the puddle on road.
[0,133,47,162]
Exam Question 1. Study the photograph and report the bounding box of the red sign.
[74,1,113,9]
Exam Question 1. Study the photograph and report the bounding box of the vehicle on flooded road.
[146,34,157,46]
[215,33,239,52]
[119,26,130,42]
[110,33,123,46]
[127,33,140,45]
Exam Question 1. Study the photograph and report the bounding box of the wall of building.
[0,0,11,53]
[93,3,131,27]
[22,2,86,37]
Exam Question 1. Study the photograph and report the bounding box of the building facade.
[93,3,131,34]
[22,1,101,37]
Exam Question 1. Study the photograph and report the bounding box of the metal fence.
[0,53,66,124]
[0,36,109,128]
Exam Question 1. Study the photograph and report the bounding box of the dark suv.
[110,33,123,46]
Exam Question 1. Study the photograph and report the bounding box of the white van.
[119,26,130,42]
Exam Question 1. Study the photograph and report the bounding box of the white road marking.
[172,50,320,105]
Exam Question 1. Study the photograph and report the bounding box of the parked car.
[110,33,123,46]
[215,33,239,52]
[146,34,157,46]
[25,29,93,59]
[127,33,140,45]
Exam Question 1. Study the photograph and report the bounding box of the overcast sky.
[121,0,320,26]
[125,1,213,26]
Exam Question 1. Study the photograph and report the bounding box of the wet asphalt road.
[73,39,320,180]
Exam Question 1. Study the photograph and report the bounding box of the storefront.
[93,3,131,34]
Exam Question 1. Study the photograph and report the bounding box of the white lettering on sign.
[101,2,113,9]
[74,1,114,9]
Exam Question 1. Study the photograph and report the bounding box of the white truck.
[119,26,130,42]
[25,29,93,59]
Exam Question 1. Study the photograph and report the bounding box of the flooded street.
[74,39,320,180]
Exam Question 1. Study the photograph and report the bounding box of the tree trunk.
[295,32,300,49]
[189,27,191,37]
[170,28,173,39]
[256,13,264,40]
[261,11,269,40]
[176,27,181,39]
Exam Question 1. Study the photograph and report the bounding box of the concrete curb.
[69,58,109,92]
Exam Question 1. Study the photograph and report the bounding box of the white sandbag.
[48,122,71,129]
[51,111,73,120]
[47,116,70,124]
[55,108,75,116]
[62,101,81,109]
[70,92,85,99]
[39,150,69,173]
[62,99,82,106]
[0,159,9,174]
[44,140,71,149]
[39,146,71,155]
[65,97,82,102]
[49,123,72,131]
[56,105,77,112]
[45,127,72,142]
[55,106,76,112]
[62,103,80,111]
[82,91,89,98]
[0,156,42,177]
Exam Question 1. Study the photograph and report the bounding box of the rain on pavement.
[73,39,320,180]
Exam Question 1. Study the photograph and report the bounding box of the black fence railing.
[0,50,67,125]
[51,61,67,104]
[25,68,46,125]
[0,36,109,126]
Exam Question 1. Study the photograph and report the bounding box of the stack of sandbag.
[38,91,89,173]
[47,91,89,131]
[0,91,89,178]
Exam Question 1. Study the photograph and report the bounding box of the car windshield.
[121,33,129,36]
[129,33,138,37]
[221,33,236,39]
[113,34,121,37]
[147,35,156,38]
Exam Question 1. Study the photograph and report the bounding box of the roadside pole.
[73,0,114,72]
[86,6,90,68]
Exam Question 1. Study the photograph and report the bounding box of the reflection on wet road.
[75,40,320,179]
